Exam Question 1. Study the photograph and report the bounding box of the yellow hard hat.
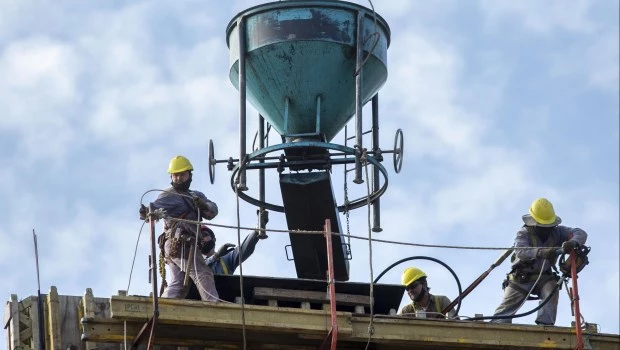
[522,198,562,227]
[401,267,427,287]
[167,155,193,174]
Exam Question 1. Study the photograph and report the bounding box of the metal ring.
[229,141,389,213]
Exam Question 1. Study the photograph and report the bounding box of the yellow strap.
[220,258,230,275]
[434,295,442,314]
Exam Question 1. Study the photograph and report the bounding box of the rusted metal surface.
[226,1,390,142]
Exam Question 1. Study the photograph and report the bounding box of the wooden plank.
[47,286,61,350]
[253,287,371,307]
[6,294,20,350]
[110,295,353,335]
[30,296,42,350]
[58,295,82,349]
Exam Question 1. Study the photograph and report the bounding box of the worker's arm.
[220,231,261,274]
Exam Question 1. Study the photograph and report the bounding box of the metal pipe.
[442,249,513,315]
[32,230,45,350]
[237,17,248,191]
[353,11,364,184]
[371,94,382,232]
[258,114,267,237]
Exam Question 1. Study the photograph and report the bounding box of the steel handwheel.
[393,128,404,173]
[208,139,216,184]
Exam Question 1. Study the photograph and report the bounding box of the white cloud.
[479,0,596,35]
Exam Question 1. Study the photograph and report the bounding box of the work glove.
[214,243,236,259]
[194,197,210,210]
[536,247,559,262]
[562,240,579,253]
[139,204,147,220]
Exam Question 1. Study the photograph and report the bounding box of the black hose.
[373,256,463,317]
[465,278,564,322]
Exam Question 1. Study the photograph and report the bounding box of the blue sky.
[1,0,618,344]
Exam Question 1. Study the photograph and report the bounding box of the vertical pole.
[32,230,46,350]
[237,17,248,191]
[324,219,338,350]
[353,11,364,184]
[147,203,159,350]
[258,114,267,237]
[371,94,382,232]
[570,251,584,350]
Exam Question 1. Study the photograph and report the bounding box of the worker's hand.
[562,240,579,253]
[139,204,147,220]
[194,197,209,210]
[536,248,559,262]
[214,243,236,259]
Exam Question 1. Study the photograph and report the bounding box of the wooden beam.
[110,295,353,335]
[47,286,61,350]
[5,294,20,350]
[253,287,371,307]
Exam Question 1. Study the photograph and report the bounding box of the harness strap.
[433,295,442,314]
[219,258,230,275]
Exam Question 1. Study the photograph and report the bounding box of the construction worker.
[399,267,457,319]
[139,155,220,301]
[491,198,587,325]
[204,210,268,274]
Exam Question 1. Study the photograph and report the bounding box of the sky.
[1,0,618,345]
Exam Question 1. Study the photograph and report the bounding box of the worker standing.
[491,198,587,325]
[140,155,220,301]
[399,267,457,319]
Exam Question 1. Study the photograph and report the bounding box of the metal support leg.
[237,17,248,191]
[353,12,364,184]
[258,114,268,238]
[371,94,382,232]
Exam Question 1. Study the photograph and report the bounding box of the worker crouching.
[399,267,457,319]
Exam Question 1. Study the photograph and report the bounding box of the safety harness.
[505,227,560,298]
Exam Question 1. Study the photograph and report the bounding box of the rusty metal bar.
[570,251,584,350]
[132,204,159,349]
[325,219,338,349]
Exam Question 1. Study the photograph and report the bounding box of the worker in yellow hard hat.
[399,267,457,319]
[139,155,220,301]
[491,198,588,325]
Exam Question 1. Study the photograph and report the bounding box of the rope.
[362,152,375,350]
[167,217,563,252]
[127,220,147,293]
[235,180,248,350]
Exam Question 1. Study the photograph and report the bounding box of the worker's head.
[167,155,194,191]
[402,267,429,302]
[200,225,216,255]
[522,198,561,239]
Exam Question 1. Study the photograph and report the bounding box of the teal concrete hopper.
[227,0,390,142]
